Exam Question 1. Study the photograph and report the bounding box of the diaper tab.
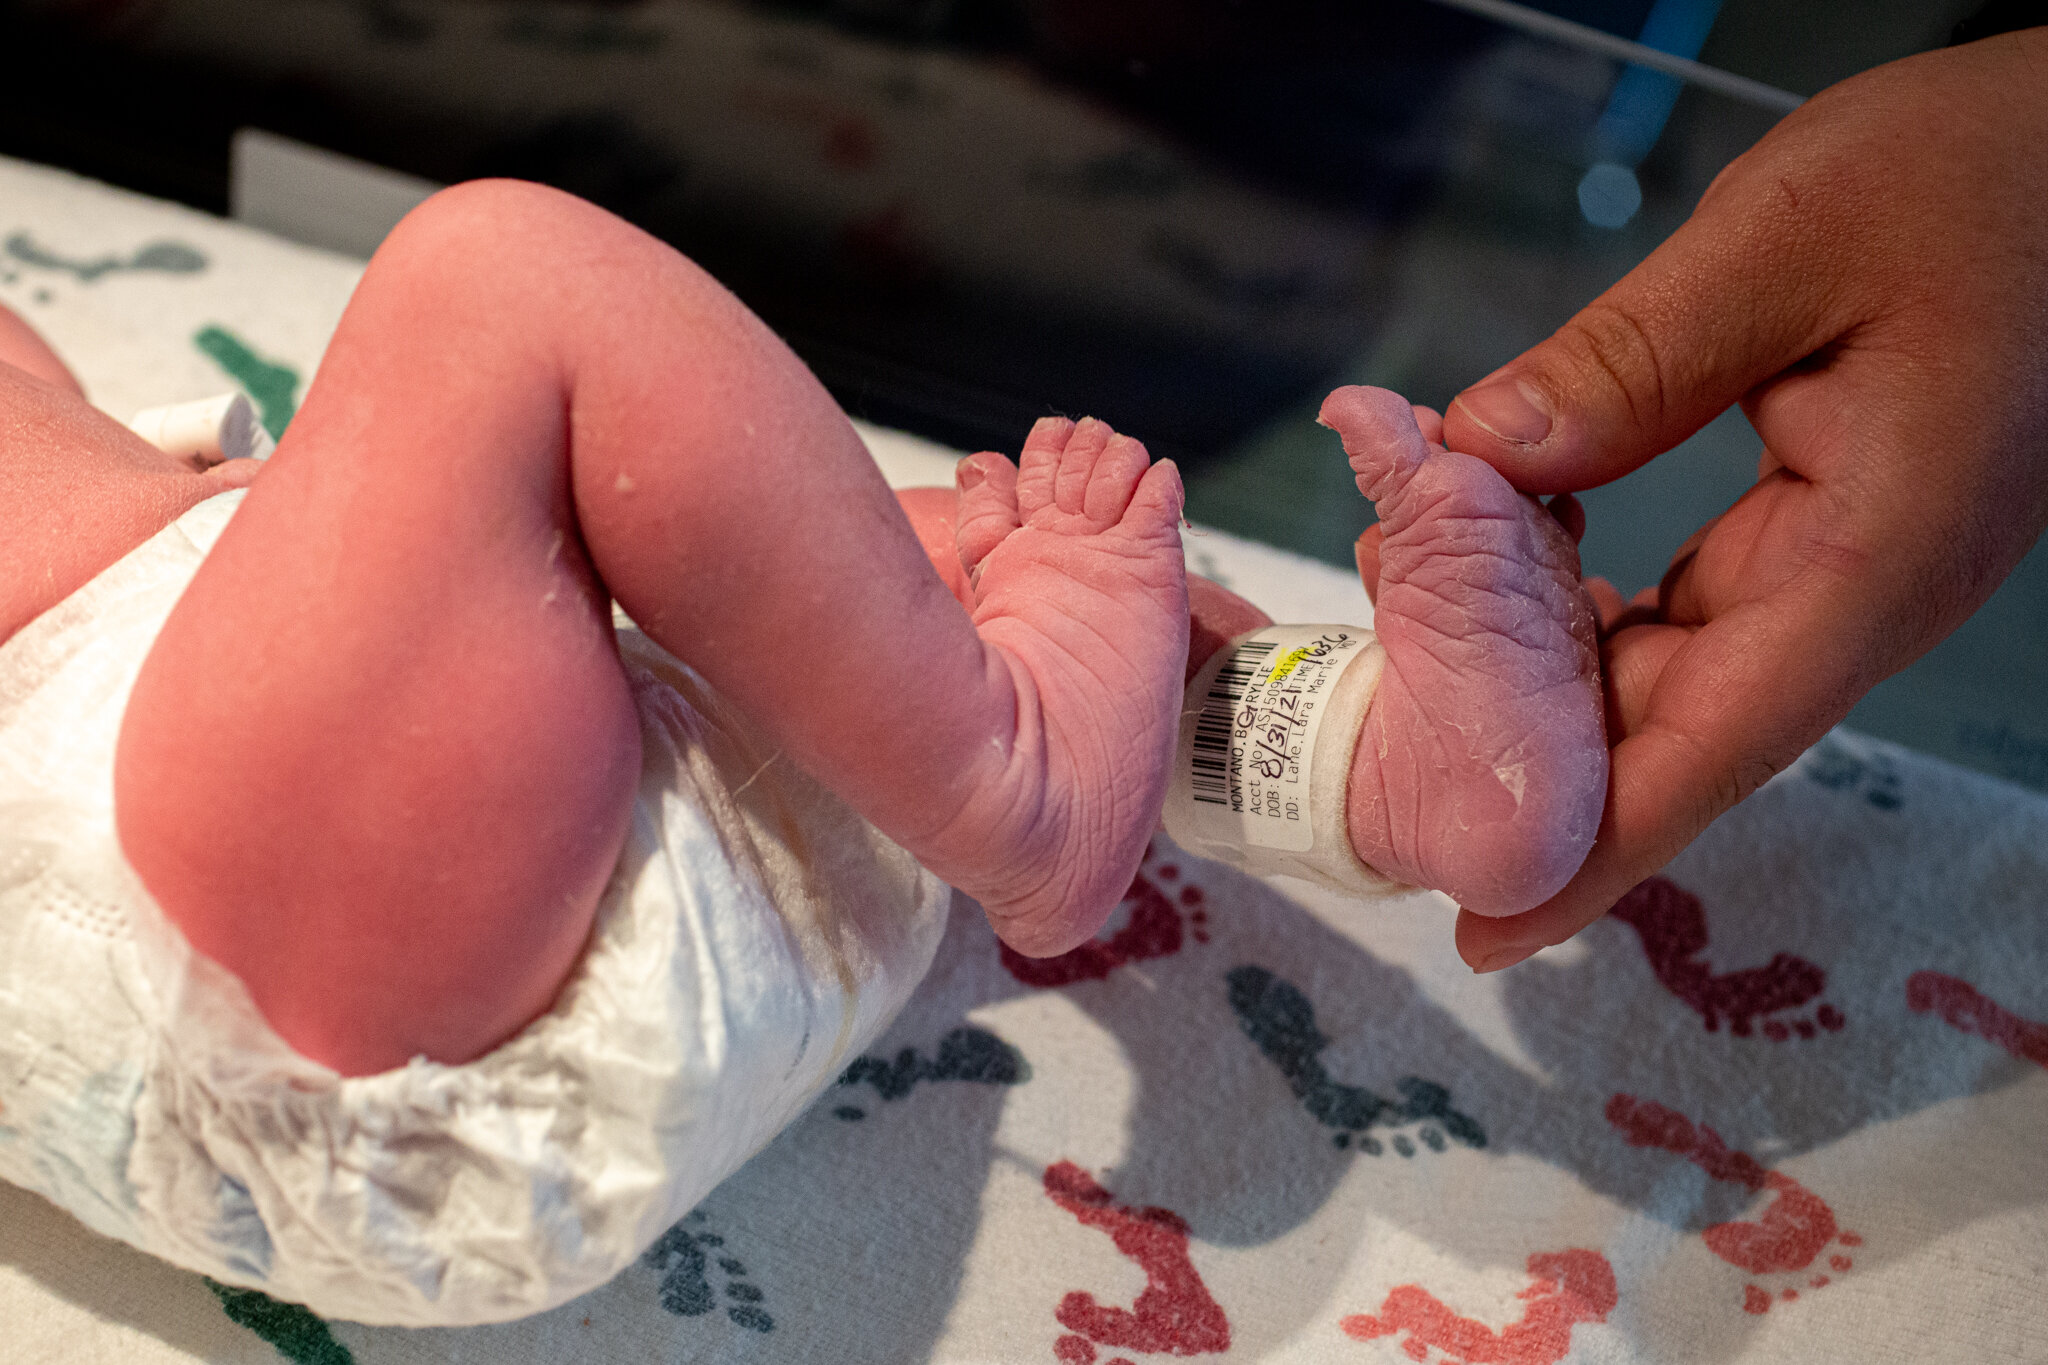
[128,393,275,468]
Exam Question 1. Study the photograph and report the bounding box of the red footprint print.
[1609,877,1843,1039]
[1043,1161,1230,1361]
[1906,971,2048,1069]
[1003,847,1202,988]
[1606,1095,1860,1312]
[1339,1249,1616,1364]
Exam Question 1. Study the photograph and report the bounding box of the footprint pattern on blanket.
[1905,971,2048,1069]
[833,1024,1031,1120]
[642,1209,774,1333]
[1043,1161,1230,1364]
[1605,1095,1860,1312]
[194,325,301,440]
[1800,735,1903,811]
[1337,1249,1617,1364]
[1227,965,1486,1157]
[4,231,207,284]
[1001,844,1208,988]
[1609,877,1844,1041]
[205,1280,353,1365]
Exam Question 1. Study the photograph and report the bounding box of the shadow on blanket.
[639,737,2047,1362]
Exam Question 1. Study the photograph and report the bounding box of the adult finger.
[1583,576,1627,631]
[1453,543,1875,968]
[1440,100,1874,494]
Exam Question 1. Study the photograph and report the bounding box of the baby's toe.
[955,451,1022,578]
[1320,385,1431,504]
[1079,434,1157,531]
[1051,417,1117,518]
[1117,454,1184,546]
[1017,417,1160,535]
[1014,415,1079,521]
[1411,404,1445,445]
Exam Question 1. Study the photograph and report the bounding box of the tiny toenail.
[1455,378,1553,445]
[956,460,985,491]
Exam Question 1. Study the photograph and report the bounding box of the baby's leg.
[116,182,1186,1076]
[1320,386,1606,915]
[0,302,82,393]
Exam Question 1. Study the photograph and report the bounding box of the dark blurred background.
[7,0,2045,788]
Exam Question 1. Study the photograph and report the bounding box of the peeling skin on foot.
[1496,761,1528,809]
[909,386,1603,926]
[1319,386,1607,918]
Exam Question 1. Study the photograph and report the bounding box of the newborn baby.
[10,187,1198,1082]
[0,180,1601,1322]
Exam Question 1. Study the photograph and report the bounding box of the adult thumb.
[1441,137,1862,494]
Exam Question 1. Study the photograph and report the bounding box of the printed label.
[1187,626,1369,852]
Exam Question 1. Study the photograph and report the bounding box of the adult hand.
[1432,29,2048,970]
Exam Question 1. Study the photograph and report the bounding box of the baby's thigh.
[115,440,644,1076]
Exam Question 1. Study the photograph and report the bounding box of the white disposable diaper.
[0,491,950,1326]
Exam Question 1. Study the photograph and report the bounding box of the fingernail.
[1474,942,1539,973]
[956,458,985,491]
[1455,378,1553,446]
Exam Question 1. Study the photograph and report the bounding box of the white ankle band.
[1163,624,1408,898]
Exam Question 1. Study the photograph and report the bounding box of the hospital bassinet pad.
[0,490,949,1326]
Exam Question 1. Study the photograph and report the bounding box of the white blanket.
[3,155,2045,1365]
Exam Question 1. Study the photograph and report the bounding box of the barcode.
[1190,639,1278,805]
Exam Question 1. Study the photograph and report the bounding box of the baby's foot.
[950,416,1189,955]
[1321,386,1605,916]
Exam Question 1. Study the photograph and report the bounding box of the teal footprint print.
[642,1210,773,1333]
[1226,965,1487,1157]
[833,1024,1030,1120]
[194,325,300,440]
[206,1280,352,1365]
